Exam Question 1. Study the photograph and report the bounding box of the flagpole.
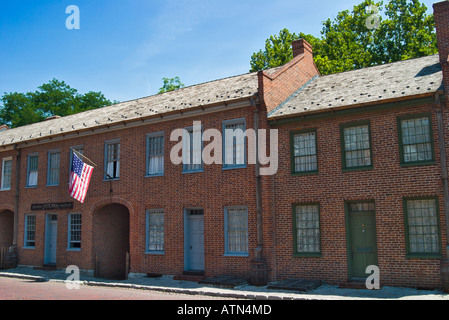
[70,147,98,168]
[70,147,115,181]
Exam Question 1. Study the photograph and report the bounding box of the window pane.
[147,210,164,251]
[148,135,164,175]
[69,214,82,249]
[293,132,317,172]
[343,125,371,168]
[48,152,60,185]
[183,129,203,172]
[401,117,432,163]
[2,159,12,190]
[28,156,38,186]
[295,204,320,253]
[25,215,36,247]
[406,199,440,254]
[224,121,245,167]
[106,142,120,178]
[227,207,248,254]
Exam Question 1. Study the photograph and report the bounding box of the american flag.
[69,153,93,204]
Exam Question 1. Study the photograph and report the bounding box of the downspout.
[13,145,21,249]
[251,97,263,260]
[248,97,268,286]
[434,93,449,258]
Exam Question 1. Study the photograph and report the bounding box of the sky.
[0,0,438,104]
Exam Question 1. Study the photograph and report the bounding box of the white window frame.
[224,206,249,256]
[223,118,246,169]
[1,157,12,191]
[67,213,82,251]
[182,126,203,173]
[146,209,165,254]
[104,139,120,180]
[26,153,39,188]
[47,150,60,186]
[146,132,164,177]
[24,214,36,248]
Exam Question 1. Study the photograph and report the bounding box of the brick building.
[1,1,449,289]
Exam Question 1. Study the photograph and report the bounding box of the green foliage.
[0,78,114,128]
[250,0,438,75]
[158,77,185,94]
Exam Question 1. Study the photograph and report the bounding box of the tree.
[250,0,438,75]
[0,79,114,128]
[158,77,185,94]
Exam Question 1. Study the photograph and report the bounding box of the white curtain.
[28,171,38,186]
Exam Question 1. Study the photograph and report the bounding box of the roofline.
[0,96,257,152]
[268,91,444,126]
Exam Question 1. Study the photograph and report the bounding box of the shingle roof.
[0,72,259,148]
[0,54,444,148]
[268,54,443,119]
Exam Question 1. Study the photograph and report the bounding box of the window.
[146,209,164,253]
[398,115,434,165]
[223,119,246,169]
[291,130,317,174]
[105,140,120,179]
[24,215,36,248]
[26,154,39,187]
[293,203,321,256]
[404,197,441,257]
[183,126,203,173]
[146,132,164,176]
[68,213,82,250]
[1,157,12,191]
[47,150,60,186]
[224,206,248,255]
[341,122,372,170]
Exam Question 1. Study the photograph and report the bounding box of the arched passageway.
[93,203,130,280]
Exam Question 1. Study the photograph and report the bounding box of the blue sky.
[0,0,437,104]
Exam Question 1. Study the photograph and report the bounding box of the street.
[0,277,233,300]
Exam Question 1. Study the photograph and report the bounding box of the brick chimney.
[434,1,449,95]
[258,38,319,113]
[292,39,313,58]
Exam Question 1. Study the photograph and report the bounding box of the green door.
[347,205,378,279]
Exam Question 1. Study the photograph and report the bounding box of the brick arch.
[0,204,15,213]
[90,197,134,217]
[92,199,130,280]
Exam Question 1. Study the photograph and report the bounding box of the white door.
[188,212,205,271]
[45,215,57,265]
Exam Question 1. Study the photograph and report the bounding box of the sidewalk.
[1,267,448,300]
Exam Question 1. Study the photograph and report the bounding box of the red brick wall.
[269,102,448,288]
[5,106,262,278]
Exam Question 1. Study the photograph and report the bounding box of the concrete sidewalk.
[1,267,448,300]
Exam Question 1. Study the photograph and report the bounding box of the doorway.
[346,201,378,279]
[44,214,58,266]
[184,209,205,272]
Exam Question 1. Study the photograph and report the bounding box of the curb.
[0,272,304,300]
[0,272,48,282]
